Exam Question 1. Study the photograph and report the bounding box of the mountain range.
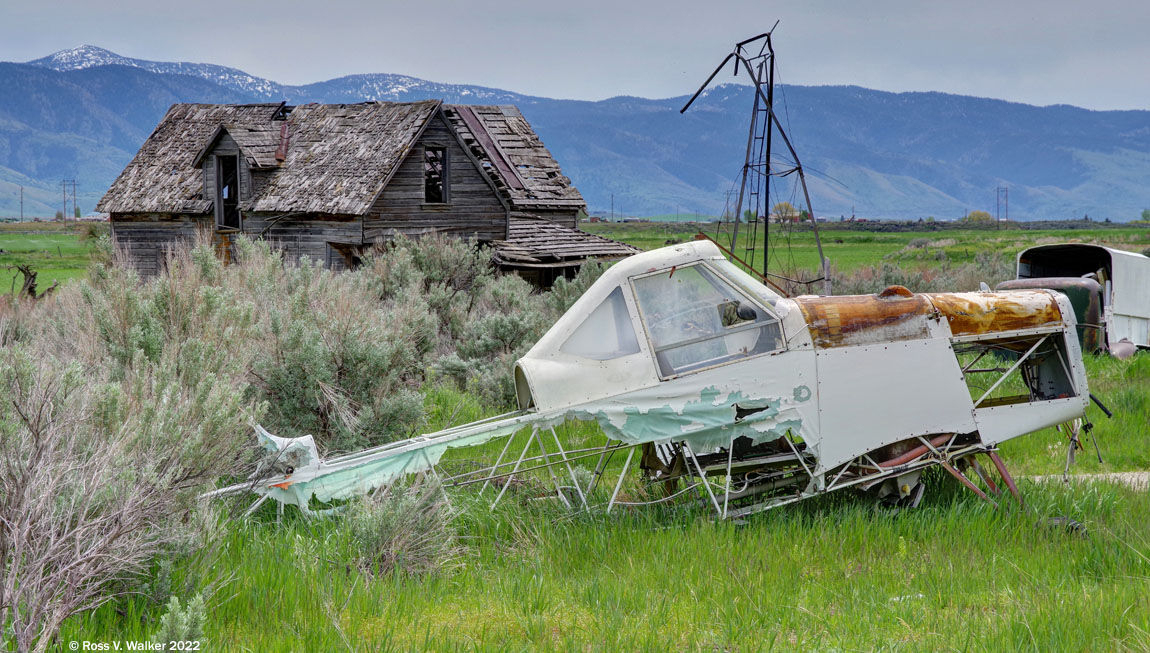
[2,45,1148,221]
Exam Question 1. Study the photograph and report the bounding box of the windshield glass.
[708,258,782,307]
[632,263,783,378]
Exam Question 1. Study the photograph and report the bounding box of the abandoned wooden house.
[96,100,637,284]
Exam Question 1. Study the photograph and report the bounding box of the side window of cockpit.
[559,286,641,360]
[632,264,784,378]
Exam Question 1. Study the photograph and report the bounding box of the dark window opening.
[216,155,241,229]
[955,334,1078,409]
[424,146,448,203]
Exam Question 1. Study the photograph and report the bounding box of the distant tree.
[1141,209,1150,221]
[54,210,64,221]
[74,205,81,219]
[772,202,798,221]
[961,210,994,224]
[799,209,811,222]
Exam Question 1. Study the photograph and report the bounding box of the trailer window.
[633,263,783,378]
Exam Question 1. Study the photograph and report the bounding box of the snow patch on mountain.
[28,45,283,98]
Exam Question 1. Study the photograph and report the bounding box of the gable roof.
[444,105,585,212]
[98,100,441,215]
[191,123,283,170]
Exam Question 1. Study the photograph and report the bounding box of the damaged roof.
[444,105,586,212]
[98,100,474,216]
[492,214,639,268]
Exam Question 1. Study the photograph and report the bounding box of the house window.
[215,155,241,229]
[424,146,448,203]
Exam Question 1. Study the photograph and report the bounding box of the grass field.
[8,221,1150,650]
[586,222,1150,278]
[0,221,99,293]
[58,352,1150,652]
[3,220,1148,295]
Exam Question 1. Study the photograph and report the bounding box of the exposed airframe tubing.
[206,418,1027,520]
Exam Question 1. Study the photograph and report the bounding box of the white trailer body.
[1015,243,1150,349]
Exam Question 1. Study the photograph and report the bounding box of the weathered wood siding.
[363,113,507,243]
[242,214,362,270]
[110,214,209,276]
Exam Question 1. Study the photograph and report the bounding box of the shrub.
[152,595,206,647]
[0,343,252,652]
[828,251,1015,296]
[346,481,460,578]
[78,222,110,241]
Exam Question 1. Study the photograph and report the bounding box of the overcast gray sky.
[3,0,1148,110]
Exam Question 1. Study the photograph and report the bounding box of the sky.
[2,0,1148,110]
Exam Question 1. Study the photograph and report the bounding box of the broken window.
[424,146,449,203]
[215,154,240,229]
[632,263,784,378]
[560,286,641,360]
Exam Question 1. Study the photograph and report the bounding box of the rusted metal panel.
[924,290,1062,337]
[794,287,933,348]
[997,277,1103,352]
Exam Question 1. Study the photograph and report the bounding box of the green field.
[0,221,99,293]
[59,355,1150,651]
[7,221,1150,650]
[586,221,1150,277]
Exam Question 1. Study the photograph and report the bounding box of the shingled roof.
[98,101,442,215]
[492,214,639,268]
[444,105,586,212]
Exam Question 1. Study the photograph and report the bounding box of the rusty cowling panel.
[996,277,1103,353]
[924,290,1063,338]
[794,286,934,348]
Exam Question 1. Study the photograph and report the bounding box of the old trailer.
[998,243,1150,355]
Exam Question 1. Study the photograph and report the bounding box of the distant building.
[97,101,635,285]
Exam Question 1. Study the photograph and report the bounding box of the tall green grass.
[60,480,1150,651]
[57,354,1150,652]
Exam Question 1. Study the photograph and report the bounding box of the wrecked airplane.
[211,240,1095,519]
[998,243,1150,358]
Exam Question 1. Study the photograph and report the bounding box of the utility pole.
[62,180,67,222]
[996,187,1008,229]
[72,179,77,219]
[19,185,23,221]
[610,193,614,222]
